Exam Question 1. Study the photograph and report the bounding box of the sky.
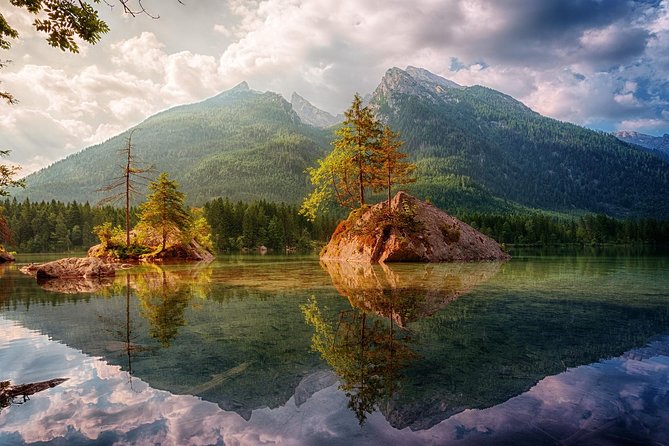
[1,0,668,176]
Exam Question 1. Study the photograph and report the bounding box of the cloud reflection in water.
[2,315,669,445]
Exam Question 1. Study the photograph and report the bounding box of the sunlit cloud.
[1,0,668,173]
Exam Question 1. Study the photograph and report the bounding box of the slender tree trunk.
[358,156,365,206]
[125,140,131,247]
[387,165,391,211]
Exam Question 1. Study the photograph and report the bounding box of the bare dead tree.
[97,129,154,246]
[104,0,185,19]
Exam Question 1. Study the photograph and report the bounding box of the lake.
[1,250,669,445]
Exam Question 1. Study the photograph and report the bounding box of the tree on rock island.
[300,94,415,221]
[374,126,416,209]
[138,172,191,251]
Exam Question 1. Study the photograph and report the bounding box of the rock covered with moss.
[320,191,510,263]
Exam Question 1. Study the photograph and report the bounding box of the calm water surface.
[1,251,669,445]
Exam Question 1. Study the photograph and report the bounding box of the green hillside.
[14,68,669,219]
[14,82,329,205]
[375,67,669,218]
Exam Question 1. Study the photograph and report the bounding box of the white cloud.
[1,0,668,174]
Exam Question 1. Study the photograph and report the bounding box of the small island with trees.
[301,94,509,263]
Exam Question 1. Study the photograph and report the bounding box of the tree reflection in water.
[133,264,213,348]
[302,297,415,424]
[306,260,503,424]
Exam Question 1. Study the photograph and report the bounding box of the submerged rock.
[20,257,117,279]
[321,191,510,263]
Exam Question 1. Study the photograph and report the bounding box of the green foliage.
[1,0,109,53]
[138,172,192,251]
[301,95,415,220]
[459,212,669,245]
[17,89,329,205]
[92,222,123,247]
[1,198,126,252]
[0,150,24,196]
[377,86,669,218]
[204,197,338,252]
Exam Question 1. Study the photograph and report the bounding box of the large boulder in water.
[320,191,510,263]
[20,257,116,279]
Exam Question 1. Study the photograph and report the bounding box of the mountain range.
[614,130,669,162]
[13,67,669,219]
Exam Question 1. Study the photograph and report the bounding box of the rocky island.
[321,191,510,263]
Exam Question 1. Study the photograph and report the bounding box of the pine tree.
[373,126,416,210]
[138,172,191,251]
[300,94,383,220]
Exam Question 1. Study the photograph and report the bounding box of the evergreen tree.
[138,172,191,251]
[301,94,386,220]
[373,126,416,210]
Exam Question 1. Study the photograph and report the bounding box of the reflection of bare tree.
[0,378,68,412]
[321,260,502,327]
[97,274,149,391]
[302,297,416,424]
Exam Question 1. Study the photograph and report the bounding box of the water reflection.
[321,260,503,327]
[2,255,669,444]
[303,297,416,424]
[36,276,114,294]
[309,261,503,424]
[0,378,68,412]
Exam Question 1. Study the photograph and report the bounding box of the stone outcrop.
[142,241,215,262]
[20,257,117,280]
[320,191,510,263]
[88,240,214,263]
[0,249,15,263]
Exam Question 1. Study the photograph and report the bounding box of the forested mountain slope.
[15,68,669,219]
[375,67,669,218]
[15,82,329,204]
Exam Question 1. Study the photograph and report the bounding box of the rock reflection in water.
[321,260,503,327]
[309,261,502,423]
[36,276,114,294]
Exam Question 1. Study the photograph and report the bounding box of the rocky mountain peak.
[372,67,465,112]
[231,81,250,91]
[405,66,463,91]
[614,130,669,158]
[290,92,343,128]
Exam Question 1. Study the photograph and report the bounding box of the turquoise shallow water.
[1,252,668,445]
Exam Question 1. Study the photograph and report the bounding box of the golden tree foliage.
[300,95,416,221]
[373,126,416,209]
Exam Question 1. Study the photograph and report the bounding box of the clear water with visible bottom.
[1,249,668,445]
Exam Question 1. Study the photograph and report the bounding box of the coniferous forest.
[1,197,667,253]
[0,198,340,253]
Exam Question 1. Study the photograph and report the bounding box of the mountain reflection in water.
[1,254,669,445]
